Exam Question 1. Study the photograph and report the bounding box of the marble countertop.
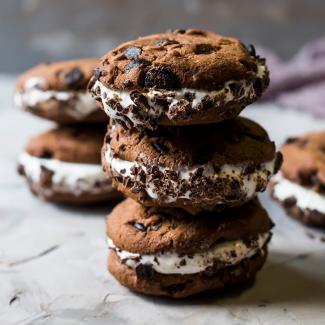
[1,77,325,325]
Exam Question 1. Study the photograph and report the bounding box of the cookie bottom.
[271,191,325,227]
[108,248,267,298]
[270,176,325,227]
[23,102,107,125]
[19,168,122,205]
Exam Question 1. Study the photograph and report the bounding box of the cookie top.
[107,117,277,168]
[17,58,98,92]
[25,126,106,164]
[107,198,273,255]
[92,29,268,91]
[281,131,325,191]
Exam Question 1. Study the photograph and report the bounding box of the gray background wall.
[1,0,325,73]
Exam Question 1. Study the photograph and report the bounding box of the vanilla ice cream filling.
[19,152,110,195]
[105,144,276,203]
[15,77,98,118]
[273,173,325,214]
[107,232,270,275]
[91,63,266,127]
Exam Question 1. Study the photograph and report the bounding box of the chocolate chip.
[132,222,146,232]
[247,44,256,57]
[283,197,297,208]
[179,259,186,266]
[194,44,218,54]
[174,29,186,34]
[124,47,142,59]
[285,137,299,144]
[184,92,195,102]
[186,29,206,36]
[125,58,149,73]
[135,264,154,279]
[144,66,180,90]
[62,68,84,89]
[152,142,168,155]
[40,150,53,159]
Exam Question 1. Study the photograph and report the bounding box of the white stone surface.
[0,76,325,324]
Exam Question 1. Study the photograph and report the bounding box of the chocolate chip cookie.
[16,59,107,124]
[106,198,273,298]
[18,126,121,205]
[89,29,269,130]
[103,117,282,213]
[271,131,325,226]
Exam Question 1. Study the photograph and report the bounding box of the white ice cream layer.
[19,152,110,195]
[91,62,266,127]
[273,173,325,214]
[107,232,270,275]
[105,144,276,203]
[15,77,98,119]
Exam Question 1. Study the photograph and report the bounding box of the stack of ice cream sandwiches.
[16,59,120,205]
[271,131,325,227]
[89,29,283,298]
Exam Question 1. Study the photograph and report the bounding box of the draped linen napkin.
[259,37,325,117]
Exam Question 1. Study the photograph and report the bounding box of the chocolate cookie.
[106,198,273,298]
[89,29,269,130]
[271,131,325,226]
[18,126,121,205]
[103,117,282,213]
[15,59,107,124]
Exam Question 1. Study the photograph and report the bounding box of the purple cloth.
[259,37,325,117]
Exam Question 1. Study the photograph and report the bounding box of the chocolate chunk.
[135,264,154,279]
[40,150,53,159]
[124,47,142,60]
[62,68,84,89]
[186,29,206,36]
[152,142,168,155]
[194,44,218,55]
[283,197,297,208]
[144,66,180,90]
[132,222,146,232]
[174,29,186,34]
[125,58,149,73]
[247,44,256,57]
[179,259,186,266]
[285,137,298,144]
